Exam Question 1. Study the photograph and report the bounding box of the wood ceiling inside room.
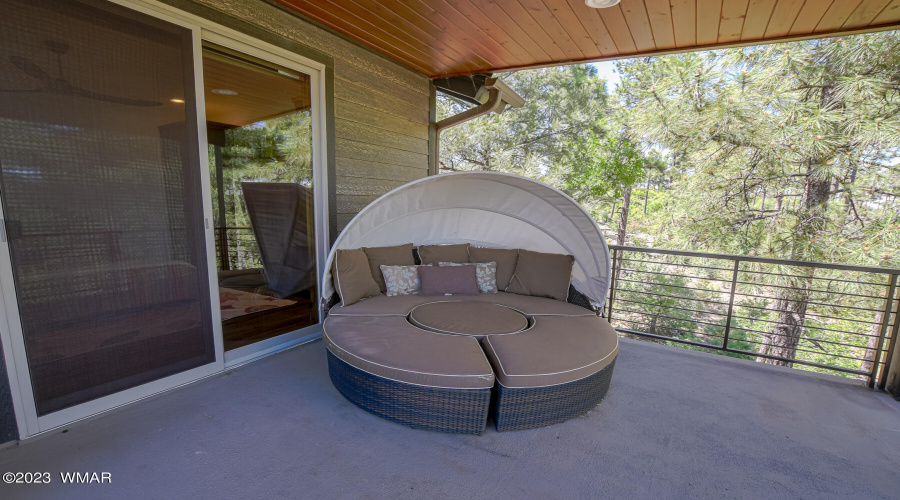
[274,0,900,78]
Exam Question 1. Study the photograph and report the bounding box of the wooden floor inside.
[221,297,316,351]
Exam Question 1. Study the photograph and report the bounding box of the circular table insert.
[409,301,528,336]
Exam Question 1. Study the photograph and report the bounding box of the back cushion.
[468,247,518,290]
[363,244,415,293]
[418,243,470,265]
[418,265,479,296]
[506,249,574,301]
[332,249,381,306]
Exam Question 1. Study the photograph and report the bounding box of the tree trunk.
[758,276,810,367]
[617,185,632,246]
[760,161,831,366]
[861,311,884,376]
[643,177,650,215]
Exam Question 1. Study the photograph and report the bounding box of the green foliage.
[438,31,900,378]
[615,32,900,268]
[438,64,608,187]
[565,135,650,201]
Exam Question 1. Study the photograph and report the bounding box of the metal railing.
[214,226,262,271]
[603,245,900,387]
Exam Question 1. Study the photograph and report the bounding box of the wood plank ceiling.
[274,0,900,78]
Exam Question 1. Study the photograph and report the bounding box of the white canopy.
[322,171,611,305]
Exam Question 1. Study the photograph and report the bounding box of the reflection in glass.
[203,44,318,351]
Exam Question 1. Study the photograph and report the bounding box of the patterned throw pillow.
[380,264,429,296]
[439,261,498,293]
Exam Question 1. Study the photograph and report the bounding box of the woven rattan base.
[492,358,616,432]
[327,350,492,435]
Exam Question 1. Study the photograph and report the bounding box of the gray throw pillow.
[364,244,415,293]
[418,265,479,296]
[468,247,518,289]
[506,249,574,301]
[332,249,382,306]
[418,243,470,265]
[380,264,429,296]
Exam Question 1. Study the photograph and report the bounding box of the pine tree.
[616,32,900,366]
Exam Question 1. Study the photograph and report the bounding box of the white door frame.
[0,0,329,439]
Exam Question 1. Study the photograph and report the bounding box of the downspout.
[434,86,504,173]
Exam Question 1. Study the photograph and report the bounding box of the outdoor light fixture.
[585,0,620,7]
[169,98,184,103]
[211,88,238,95]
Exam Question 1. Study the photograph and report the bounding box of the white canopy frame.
[323,171,612,306]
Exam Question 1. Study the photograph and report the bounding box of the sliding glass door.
[0,0,216,417]
[0,0,326,436]
[202,43,319,354]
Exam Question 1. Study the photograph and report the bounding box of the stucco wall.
[187,0,432,231]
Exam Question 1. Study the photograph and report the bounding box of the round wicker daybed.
[321,172,618,434]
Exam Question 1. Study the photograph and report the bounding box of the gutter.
[434,78,524,172]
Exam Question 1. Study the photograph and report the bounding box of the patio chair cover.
[323,172,611,306]
[242,182,316,297]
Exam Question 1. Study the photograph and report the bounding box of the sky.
[590,60,621,93]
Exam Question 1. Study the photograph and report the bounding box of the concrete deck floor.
[1,337,898,499]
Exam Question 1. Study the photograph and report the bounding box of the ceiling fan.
[2,40,162,107]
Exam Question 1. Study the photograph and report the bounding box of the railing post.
[722,259,740,351]
[878,283,900,391]
[217,228,230,271]
[873,273,898,389]
[606,247,620,322]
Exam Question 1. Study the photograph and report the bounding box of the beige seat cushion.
[328,291,595,317]
[470,292,594,316]
[483,316,618,388]
[323,315,494,389]
[328,293,435,316]
[409,301,528,336]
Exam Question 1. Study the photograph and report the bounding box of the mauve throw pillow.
[418,265,479,296]
[439,261,498,293]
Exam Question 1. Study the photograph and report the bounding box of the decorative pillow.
[439,262,498,293]
[418,243,470,265]
[332,249,381,306]
[468,247,518,290]
[418,265,479,296]
[364,244,415,293]
[380,264,429,296]
[506,249,574,301]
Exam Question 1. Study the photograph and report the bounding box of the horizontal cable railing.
[213,226,262,271]
[604,245,900,388]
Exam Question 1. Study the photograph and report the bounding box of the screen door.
[0,0,216,416]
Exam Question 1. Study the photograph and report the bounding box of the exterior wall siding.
[187,0,431,231]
